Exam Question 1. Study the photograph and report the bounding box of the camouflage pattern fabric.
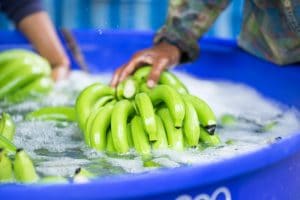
[154,0,300,65]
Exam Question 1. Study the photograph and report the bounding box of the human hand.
[110,41,181,88]
[18,11,70,81]
[51,64,70,81]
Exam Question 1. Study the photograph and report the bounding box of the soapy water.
[1,70,300,179]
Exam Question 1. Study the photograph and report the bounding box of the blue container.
[0,30,300,200]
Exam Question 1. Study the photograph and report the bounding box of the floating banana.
[0,148,14,182]
[6,76,53,103]
[14,149,39,183]
[25,106,77,122]
[73,168,94,183]
[0,134,16,153]
[0,112,15,141]
[0,49,53,102]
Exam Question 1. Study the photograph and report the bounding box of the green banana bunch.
[0,148,14,182]
[75,66,220,156]
[14,148,39,183]
[0,113,40,184]
[0,49,53,103]
[0,147,40,184]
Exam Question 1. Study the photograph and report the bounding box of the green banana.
[0,148,14,182]
[123,77,139,99]
[152,115,168,150]
[127,123,133,148]
[0,56,51,99]
[25,106,76,122]
[106,129,116,153]
[0,49,49,67]
[133,66,188,94]
[116,77,138,100]
[111,100,135,153]
[199,127,221,146]
[14,149,39,183]
[93,95,114,110]
[0,134,17,153]
[134,92,157,141]
[0,112,15,141]
[90,104,114,151]
[84,106,104,146]
[147,85,185,128]
[6,76,53,103]
[185,94,217,134]
[143,159,161,168]
[84,97,115,143]
[73,167,94,183]
[157,108,184,150]
[182,96,200,147]
[220,114,236,127]
[75,83,115,130]
[0,59,25,84]
[159,70,189,94]
[115,80,125,100]
[130,116,151,156]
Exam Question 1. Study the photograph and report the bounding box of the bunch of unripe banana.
[0,112,39,183]
[0,49,53,103]
[0,112,72,184]
[76,66,221,156]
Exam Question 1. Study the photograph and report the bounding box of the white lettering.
[175,186,232,200]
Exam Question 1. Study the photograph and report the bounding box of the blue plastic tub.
[0,30,300,200]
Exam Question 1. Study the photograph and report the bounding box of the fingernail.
[147,80,155,88]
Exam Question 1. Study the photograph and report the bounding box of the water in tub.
[0,70,299,179]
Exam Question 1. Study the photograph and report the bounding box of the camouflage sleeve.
[154,0,231,63]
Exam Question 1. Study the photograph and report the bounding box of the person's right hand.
[110,41,181,88]
[51,59,70,81]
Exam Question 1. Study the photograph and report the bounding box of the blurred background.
[0,0,244,39]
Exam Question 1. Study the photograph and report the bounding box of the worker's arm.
[111,0,231,87]
[0,0,70,81]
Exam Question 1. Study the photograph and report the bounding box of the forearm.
[155,0,231,62]
[17,11,69,68]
